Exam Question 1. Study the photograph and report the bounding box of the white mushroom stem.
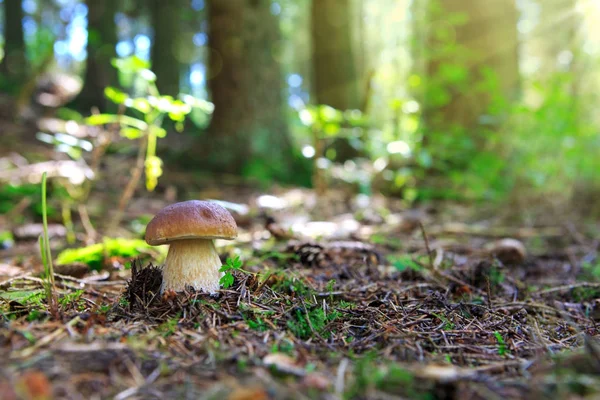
[161,239,223,293]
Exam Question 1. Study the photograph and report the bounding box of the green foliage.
[388,255,423,273]
[325,279,336,301]
[0,183,56,220]
[494,331,508,356]
[347,355,424,399]
[55,237,156,270]
[287,307,339,339]
[247,317,268,332]
[158,315,180,337]
[269,272,311,296]
[431,312,455,331]
[299,105,369,140]
[219,255,245,289]
[239,303,275,332]
[39,172,57,313]
[0,231,14,249]
[505,72,600,200]
[26,308,47,322]
[489,264,505,286]
[578,261,600,283]
[86,56,213,191]
[270,339,295,355]
[58,290,86,310]
[572,286,600,303]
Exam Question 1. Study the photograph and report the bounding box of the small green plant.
[431,312,455,331]
[85,56,213,228]
[247,317,268,332]
[338,300,357,310]
[581,261,600,281]
[346,354,421,399]
[494,331,508,356]
[388,255,424,273]
[58,290,85,310]
[158,315,180,337]
[219,255,252,289]
[39,172,58,317]
[326,279,336,301]
[269,272,312,296]
[98,304,111,314]
[270,339,295,355]
[26,308,47,322]
[489,264,505,285]
[287,307,339,339]
[86,58,212,192]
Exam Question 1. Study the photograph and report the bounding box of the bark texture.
[76,0,118,112]
[311,0,361,110]
[150,0,181,96]
[1,0,27,83]
[201,0,291,175]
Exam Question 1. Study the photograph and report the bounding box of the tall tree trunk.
[149,0,181,96]
[311,0,361,110]
[423,0,520,142]
[1,0,27,84]
[199,0,292,176]
[76,0,118,112]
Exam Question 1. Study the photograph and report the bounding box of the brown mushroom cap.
[145,200,238,245]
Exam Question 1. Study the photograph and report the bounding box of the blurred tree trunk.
[76,0,118,112]
[311,0,361,110]
[199,0,292,175]
[311,0,364,162]
[149,0,181,96]
[1,0,27,84]
[423,0,520,143]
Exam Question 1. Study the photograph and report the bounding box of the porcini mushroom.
[145,200,237,293]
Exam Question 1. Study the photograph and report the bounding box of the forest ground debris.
[2,210,600,399]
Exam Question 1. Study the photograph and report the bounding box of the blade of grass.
[40,171,58,317]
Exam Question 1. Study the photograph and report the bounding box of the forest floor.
[1,127,600,399]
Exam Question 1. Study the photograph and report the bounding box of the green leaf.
[170,100,192,114]
[130,98,152,114]
[168,112,186,122]
[323,123,341,137]
[85,114,148,131]
[104,87,129,105]
[181,95,215,113]
[120,127,143,139]
[388,255,423,272]
[56,238,155,271]
[149,125,167,138]
[111,56,150,74]
[228,255,243,270]
[318,105,343,123]
[220,272,234,288]
[155,96,176,113]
